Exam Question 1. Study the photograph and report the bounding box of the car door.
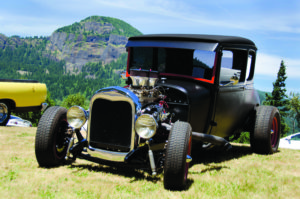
[210,49,258,138]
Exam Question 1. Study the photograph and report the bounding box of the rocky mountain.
[0,16,142,74]
[46,16,142,73]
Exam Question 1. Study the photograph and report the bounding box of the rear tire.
[164,121,192,190]
[0,102,10,126]
[250,106,280,154]
[35,106,70,167]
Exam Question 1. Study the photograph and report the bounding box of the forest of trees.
[0,41,127,104]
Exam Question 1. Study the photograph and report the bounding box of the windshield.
[129,47,216,83]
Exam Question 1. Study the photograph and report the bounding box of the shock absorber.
[146,140,157,175]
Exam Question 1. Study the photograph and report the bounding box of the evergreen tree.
[288,92,300,134]
[61,93,87,109]
[263,60,289,137]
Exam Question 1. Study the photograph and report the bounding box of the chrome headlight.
[135,114,157,139]
[67,106,87,129]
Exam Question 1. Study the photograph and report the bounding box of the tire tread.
[164,121,192,190]
[251,105,280,154]
[35,106,67,167]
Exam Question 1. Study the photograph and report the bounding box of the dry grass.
[0,127,299,198]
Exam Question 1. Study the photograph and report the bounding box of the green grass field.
[0,127,299,198]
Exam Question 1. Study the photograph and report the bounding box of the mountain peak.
[48,16,142,74]
[55,15,142,38]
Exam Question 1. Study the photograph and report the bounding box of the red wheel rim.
[271,117,279,148]
[184,136,192,181]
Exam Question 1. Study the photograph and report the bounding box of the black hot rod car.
[35,34,281,190]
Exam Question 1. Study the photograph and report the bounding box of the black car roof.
[129,34,256,47]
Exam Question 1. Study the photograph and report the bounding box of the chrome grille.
[89,98,132,152]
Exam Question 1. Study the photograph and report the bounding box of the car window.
[220,50,240,85]
[246,50,255,81]
[129,47,215,82]
[192,50,215,79]
[130,47,153,70]
[220,49,250,85]
[246,55,252,80]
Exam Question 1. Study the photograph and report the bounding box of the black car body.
[35,34,281,190]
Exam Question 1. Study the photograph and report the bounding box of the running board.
[192,132,232,151]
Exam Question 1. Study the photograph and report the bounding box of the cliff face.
[0,16,142,74]
[0,34,24,50]
[46,16,141,74]
[47,32,127,73]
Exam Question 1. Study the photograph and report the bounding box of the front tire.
[164,121,192,190]
[250,106,280,154]
[0,102,10,126]
[35,106,71,167]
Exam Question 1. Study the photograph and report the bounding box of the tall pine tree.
[263,60,289,137]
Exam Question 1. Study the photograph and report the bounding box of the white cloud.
[285,59,300,78]
[255,53,300,78]
[80,0,300,34]
[255,53,281,77]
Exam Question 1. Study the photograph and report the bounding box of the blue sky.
[0,0,299,92]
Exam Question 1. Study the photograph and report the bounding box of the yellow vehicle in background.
[0,79,47,126]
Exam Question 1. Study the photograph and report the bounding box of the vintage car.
[35,34,281,190]
[0,79,47,126]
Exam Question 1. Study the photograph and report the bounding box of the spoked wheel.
[53,118,69,160]
[250,106,281,154]
[164,121,192,190]
[0,102,10,126]
[35,106,72,167]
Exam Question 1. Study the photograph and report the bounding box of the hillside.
[47,16,142,74]
[0,16,142,74]
[0,16,142,101]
